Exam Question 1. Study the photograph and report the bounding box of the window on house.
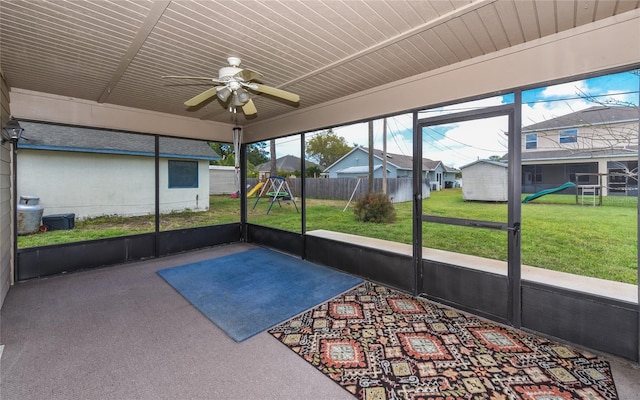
[559,129,578,144]
[168,160,198,188]
[525,133,537,149]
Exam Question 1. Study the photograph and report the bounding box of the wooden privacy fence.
[247,177,429,203]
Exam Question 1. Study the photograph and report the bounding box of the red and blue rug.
[269,281,618,399]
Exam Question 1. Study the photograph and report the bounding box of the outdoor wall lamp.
[1,119,24,144]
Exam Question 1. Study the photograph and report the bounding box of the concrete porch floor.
[1,242,639,399]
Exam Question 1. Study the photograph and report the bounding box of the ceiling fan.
[163,57,300,116]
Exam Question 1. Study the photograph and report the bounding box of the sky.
[271,69,639,168]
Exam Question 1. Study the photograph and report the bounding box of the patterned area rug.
[269,281,618,400]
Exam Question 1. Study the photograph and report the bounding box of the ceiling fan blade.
[163,75,224,83]
[234,68,262,82]
[242,99,257,116]
[184,87,220,107]
[252,84,300,103]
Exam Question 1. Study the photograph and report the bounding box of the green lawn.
[423,190,637,284]
[18,189,638,284]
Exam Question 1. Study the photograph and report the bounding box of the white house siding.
[461,162,508,202]
[18,150,210,219]
[159,158,210,213]
[209,166,238,194]
[1,69,12,306]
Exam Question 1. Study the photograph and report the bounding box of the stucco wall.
[18,150,210,219]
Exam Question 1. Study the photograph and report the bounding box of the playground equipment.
[578,185,599,206]
[252,176,299,215]
[247,182,264,197]
[523,175,607,206]
[343,178,362,212]
[522,182,576,203]
[574,173,605,206]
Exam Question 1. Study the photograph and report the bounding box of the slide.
[247,182,264,197]
[522,182,576,203]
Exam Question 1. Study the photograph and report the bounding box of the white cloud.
[272,136,302,158]
[521,97,592,127]
[540,80,589,98]
[425,115,509,168]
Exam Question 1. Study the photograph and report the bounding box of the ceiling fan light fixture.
[164,57,299,115]
[231,88,250,107]
[216,86,231,102]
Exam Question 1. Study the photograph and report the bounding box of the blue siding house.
[324,146,459,190]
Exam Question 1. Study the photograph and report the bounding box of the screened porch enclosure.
[13,65,639,365]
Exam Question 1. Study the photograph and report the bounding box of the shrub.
[353,192,396,223]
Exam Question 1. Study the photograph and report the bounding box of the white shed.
[209,166,238,194]
[459,160,508,202]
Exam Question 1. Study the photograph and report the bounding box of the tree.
[246,142,269,166]
[209,142,232,165]
[306,166,322,178]
[306,129,351,168]
[209,142,268,167]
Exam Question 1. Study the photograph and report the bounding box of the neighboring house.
[460,160,508,202]
[324,146,459,190]
[17,122,219,219]
[255,155,321,178]
[521,106,639,196]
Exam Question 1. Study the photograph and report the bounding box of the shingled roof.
[327,146,459,173]
[256,155,321,172]
[523,106,639,132]
[17,121,219,161]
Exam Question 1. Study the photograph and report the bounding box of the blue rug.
[157,248,363,342]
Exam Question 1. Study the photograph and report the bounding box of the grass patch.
[18,189,638,284]
[420,190,637,284]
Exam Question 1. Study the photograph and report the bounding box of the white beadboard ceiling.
[1,0,639,126]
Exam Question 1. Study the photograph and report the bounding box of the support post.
[368,121,374,193]
[412,111,422,296]
[507,91,523,329]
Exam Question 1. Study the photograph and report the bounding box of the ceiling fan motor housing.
[219,66,243,81]
[227,56,242,67]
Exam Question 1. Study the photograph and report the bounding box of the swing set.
[252,176,299,215]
